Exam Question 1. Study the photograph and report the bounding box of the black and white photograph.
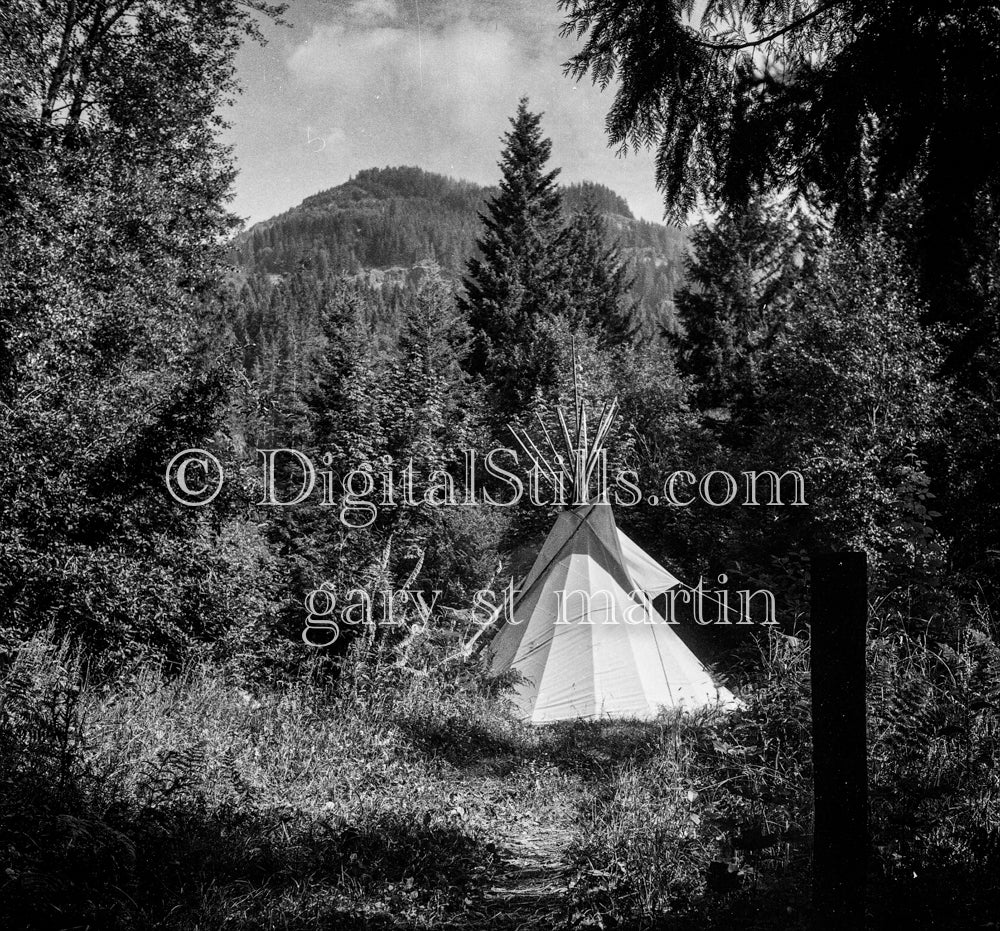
[2,1,998,928]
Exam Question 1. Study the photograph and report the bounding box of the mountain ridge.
[231,166,687,336]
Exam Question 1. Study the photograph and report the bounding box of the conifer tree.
[307,281,386,470]
[460,97,569,416]
[675,201,817,410]
[393,266,474,471]
[400,267,469,383]
[564,194,636,346]
[388,268,493,598]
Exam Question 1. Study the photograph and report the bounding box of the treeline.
[234,167,484,275]
[230,165,687,341]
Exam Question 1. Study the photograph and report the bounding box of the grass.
[1,634,555,930]
[2,614,999,930]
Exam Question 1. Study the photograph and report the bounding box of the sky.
[224,0,668,227]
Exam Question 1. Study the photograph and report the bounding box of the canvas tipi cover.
[488,502,736,724]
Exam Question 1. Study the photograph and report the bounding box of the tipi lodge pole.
[810,552,868,930]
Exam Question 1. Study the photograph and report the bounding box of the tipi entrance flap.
[617,527,682,596]
[512,503,633,612]
[513,508,586,607]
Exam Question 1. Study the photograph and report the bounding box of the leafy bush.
[567,615,1000,930]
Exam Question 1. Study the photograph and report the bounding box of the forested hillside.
[230,166,687,339]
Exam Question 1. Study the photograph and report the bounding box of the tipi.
[486,390,736,724]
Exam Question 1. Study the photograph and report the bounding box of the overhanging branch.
[692,0,843,52]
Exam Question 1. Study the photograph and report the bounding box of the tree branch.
[692,0,843,52]
[67,0,134,129]
[42,0,81,124]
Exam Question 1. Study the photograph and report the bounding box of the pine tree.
[307,281,386,471]
[564,194,636,345]
[675,201,818,410]
[460,98,570,416]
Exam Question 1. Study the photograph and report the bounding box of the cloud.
[286,12,641,183]
[287,17,531,113]
[226,0,666,224]
[346,0,399,24]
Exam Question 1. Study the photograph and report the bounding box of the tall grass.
[566,633,813,929]
[0,632,533,929]
[2,609,999,930]
[566,611,1000,929]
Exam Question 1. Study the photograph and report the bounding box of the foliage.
[5,602,999,930]
[0,630,515,930]
[567,612,1000,930]
[226,265,506,665]
[562,180,634,219]
[744,233,948,585]
[0,0,284,666]
[559,0,1000,227]
[676,199,822,408]
[3,4,1000,929]
[560,0,1000,365]
[459,98,574,416]
[647,230,950,618]
[564,193,637,345]
[460,99,646,421]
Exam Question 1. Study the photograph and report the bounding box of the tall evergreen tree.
[306,282,387,471]
[387,268,497,600]
[675,201,818,410]
[564,194,636,345]
[460,98,570,416]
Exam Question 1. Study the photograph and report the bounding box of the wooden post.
[811,552,868,931]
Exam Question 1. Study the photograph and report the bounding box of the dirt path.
[472,794,581,930]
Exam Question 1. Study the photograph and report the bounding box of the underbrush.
[0,633,537,930]
[3,607,999,930]
[566,633,813,929]
[567,611,1000,930]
